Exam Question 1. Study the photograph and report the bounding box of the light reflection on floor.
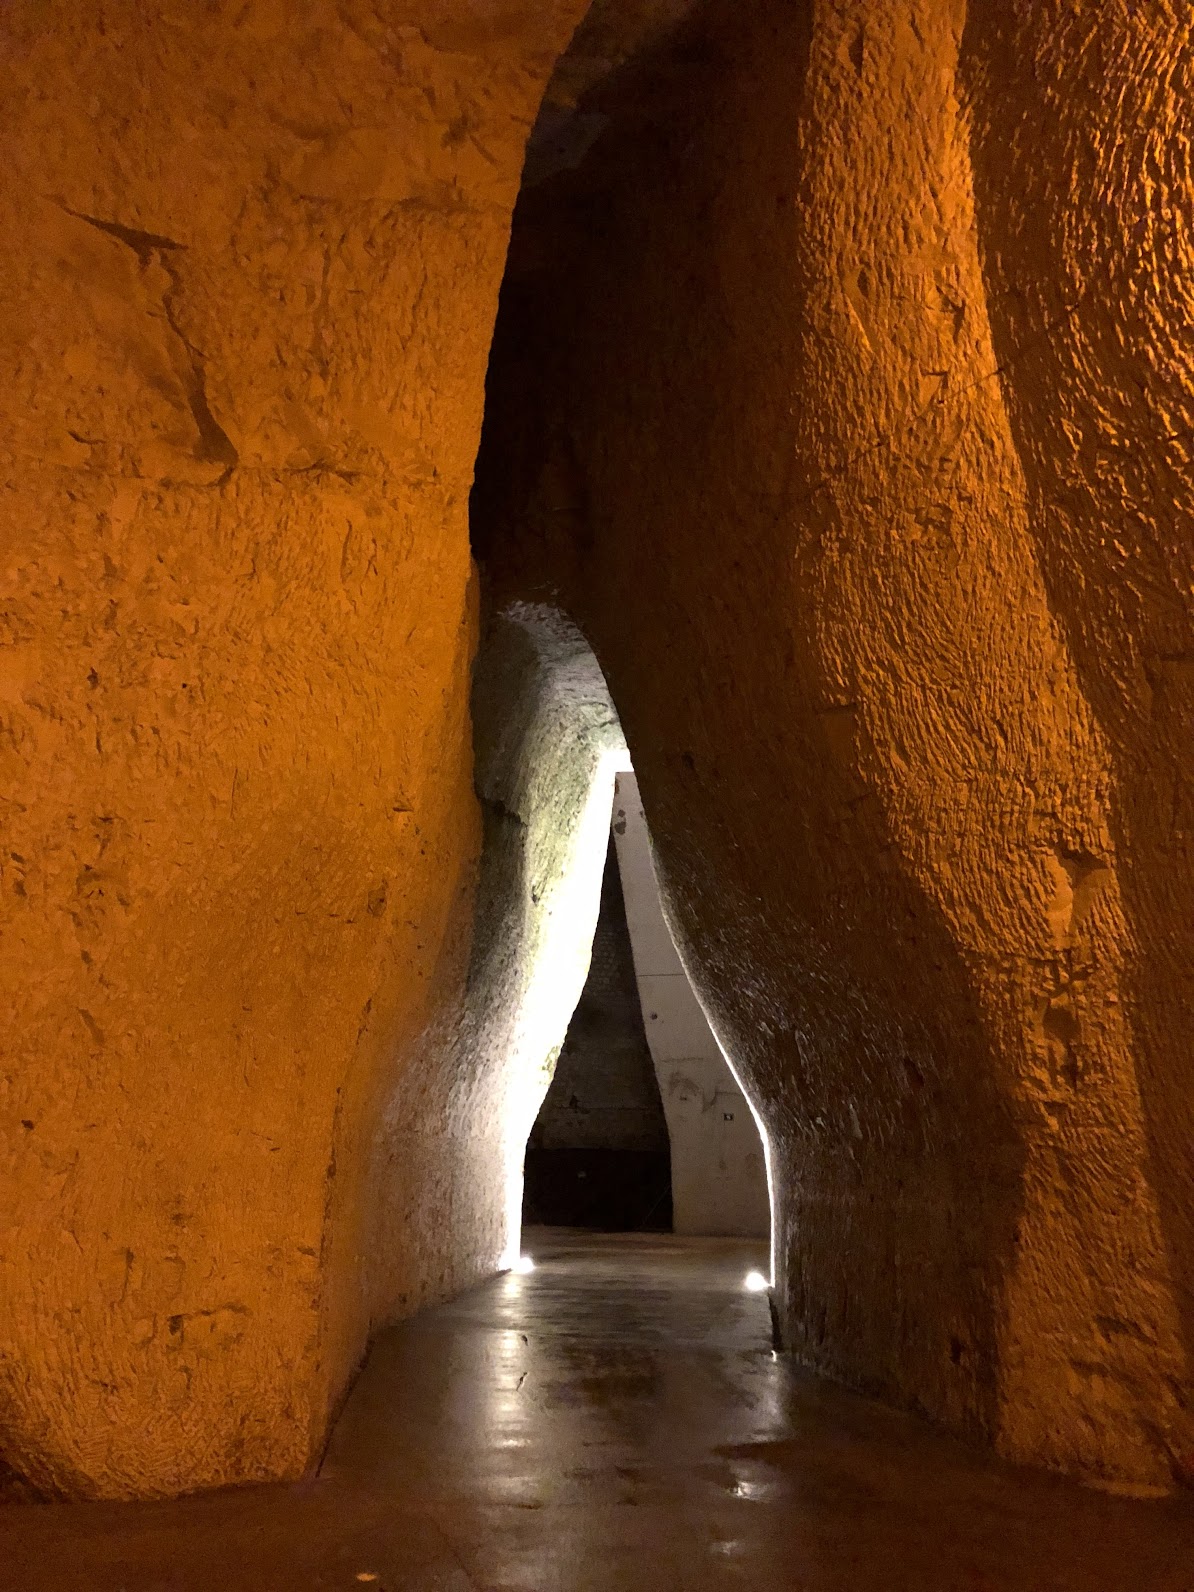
[5,1230,1194,1590]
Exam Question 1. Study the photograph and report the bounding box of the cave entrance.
[522,828,674,1233]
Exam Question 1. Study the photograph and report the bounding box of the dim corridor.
[5,1231,1194,1591]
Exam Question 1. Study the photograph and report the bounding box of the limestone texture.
[0,0,588,1498]
[6,0,1194,1504]
[423,601,630,1280]
[474,0,1194,1488]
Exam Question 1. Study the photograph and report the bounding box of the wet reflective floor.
[5,1229,1194,1590]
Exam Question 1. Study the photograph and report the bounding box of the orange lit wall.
[4,0,1194,1501]
[475,0,1194,1489]
[0,0,586,1497]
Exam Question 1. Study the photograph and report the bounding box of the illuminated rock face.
[475,0,1194,1487]
[0,1,587,1498]
[4,0,1193,1502]
[448,602,629,1277]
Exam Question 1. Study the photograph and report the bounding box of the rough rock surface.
[399,601,629,1286]
[0,0,587,1498]
[6,0,1194,1504]
[474,0,1194,1487]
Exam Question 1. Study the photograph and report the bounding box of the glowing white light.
[492,706,629,1280]
[743,1270,770,1293]
[669,1010,777,1290]
[511,1255,535,1274]
[702,1016,777,1290]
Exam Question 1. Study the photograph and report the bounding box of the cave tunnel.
[4,0,1194,1585]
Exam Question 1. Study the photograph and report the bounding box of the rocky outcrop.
[0,0,587,1498]
[474,0,1194,1488]
[404,602,629,1285]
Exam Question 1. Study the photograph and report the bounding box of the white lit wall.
[611,772,770,1239]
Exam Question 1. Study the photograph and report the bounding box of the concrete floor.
[4,1229,1194,1590]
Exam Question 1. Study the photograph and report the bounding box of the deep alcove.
[522,834,673,1232]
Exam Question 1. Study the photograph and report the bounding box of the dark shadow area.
[523,834,673,1232]
[522,1148,671,1231]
